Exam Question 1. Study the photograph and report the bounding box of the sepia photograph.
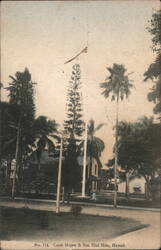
[0,0,161,249]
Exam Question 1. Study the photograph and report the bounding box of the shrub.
[70,204,82,218]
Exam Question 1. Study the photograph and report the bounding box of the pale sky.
[1,0,160,166]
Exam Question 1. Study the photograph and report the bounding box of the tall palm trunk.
[145,177,150,200]
[5,157,12,191]
[56,136,63,214]
[12,119,21,199]
[125,172,130,199]
[0,86,2,168]
[114,98,119,208]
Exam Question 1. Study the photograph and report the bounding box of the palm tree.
[100,63,133,207]
[86,119,105,192]
[33,116,59,170]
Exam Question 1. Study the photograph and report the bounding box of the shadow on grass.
[0,206,149,242]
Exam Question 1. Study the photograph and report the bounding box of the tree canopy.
[100,64,133,101]
[144,10,161,120]
[117,117,161,181]
[62,64,84,192]
[64,64,84,139]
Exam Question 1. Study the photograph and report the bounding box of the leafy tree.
[100,63,133,206]
[6,68,36,163]
[135,117,161,198]
[6,68,36,198]
[144,10,161,120]
[62,145,81,193]
[0,102,20,191]
[20,116,59,195]
[117,116,161,199]
[63,64,84,192]
[0,102,19,157]
[117,120,142,198]
[33,115,59,170]
[147,10,161,54]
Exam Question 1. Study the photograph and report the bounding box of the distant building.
[25,150,60,179]
[26,150,60,168]
[77,155,102,193]
[118,176,146,194]
[100,168,146,194]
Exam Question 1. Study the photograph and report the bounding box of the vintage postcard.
[0,0,161,250]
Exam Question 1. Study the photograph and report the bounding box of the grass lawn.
[0,207,148,242]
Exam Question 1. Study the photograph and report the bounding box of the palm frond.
[50,134,61,142]
[93,136,105,152]
[94,123,106,133]
[45,137,55,152]
[100,64,133,101]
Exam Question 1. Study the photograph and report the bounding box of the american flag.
[64,46,88,64]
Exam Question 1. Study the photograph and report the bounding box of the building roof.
[27,150,60,165]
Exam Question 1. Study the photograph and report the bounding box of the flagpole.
[64,47,88,64]
[82,121,88,197]
[56,135,63,214]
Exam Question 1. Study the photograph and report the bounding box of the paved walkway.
[0,198,160,250]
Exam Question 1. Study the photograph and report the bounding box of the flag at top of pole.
[64,46,88,64]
